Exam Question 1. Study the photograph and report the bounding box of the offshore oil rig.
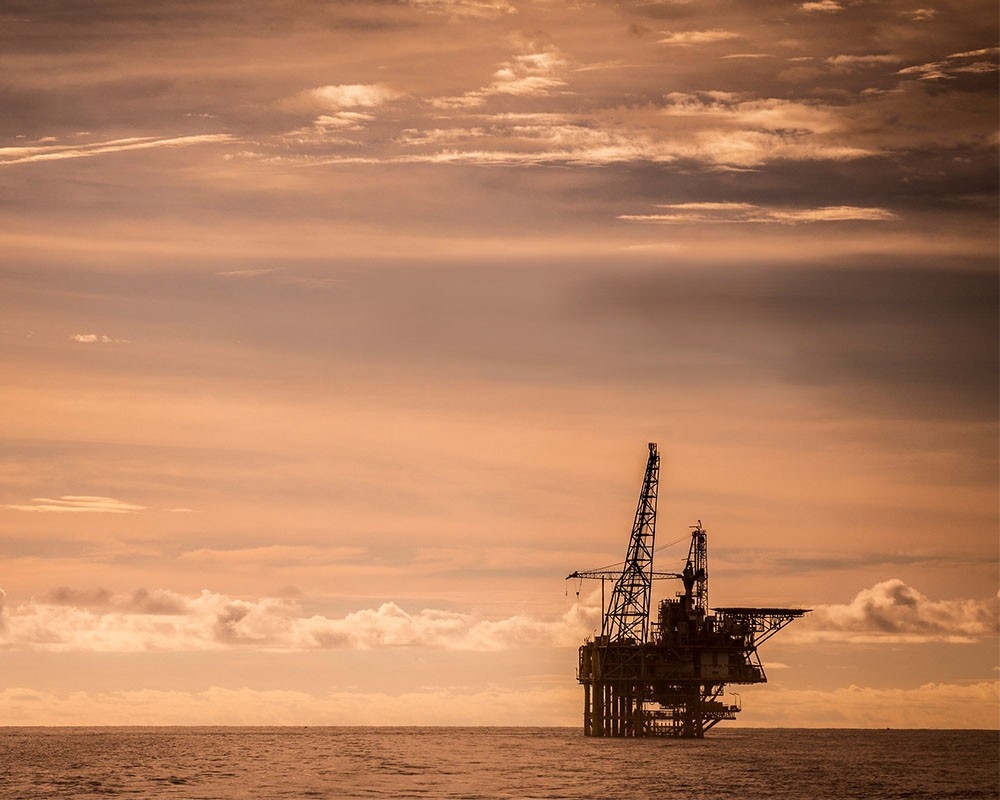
[567,443,808,738]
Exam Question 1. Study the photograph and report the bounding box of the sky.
[0,0,997,728]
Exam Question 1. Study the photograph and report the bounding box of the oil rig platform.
[567,443,808,738]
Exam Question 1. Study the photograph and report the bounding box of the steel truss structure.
[569,443,808,738]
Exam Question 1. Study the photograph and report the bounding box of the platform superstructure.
[568,443,808,737]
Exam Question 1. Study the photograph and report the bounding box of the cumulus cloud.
[619,202,897,224]
[0,134,233,167]
[0,590,601,653]
[2,496,146,514]
[795,579,1000,644]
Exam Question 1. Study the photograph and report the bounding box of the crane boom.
[566,570,681,581]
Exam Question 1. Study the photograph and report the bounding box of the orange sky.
[0,0,997,727]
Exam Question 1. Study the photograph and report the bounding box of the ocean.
[0,727,996,800]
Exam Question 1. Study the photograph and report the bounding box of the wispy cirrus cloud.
[429,46,568,109]
[897,47,1000,81]
[0,134,233,167]
[800,0,842,12]
[826,54,901,70]
[657,29,739,46]
[280,83,402,138]
[294,84,402,111]
[619,202,898,224]
[394,122,678,166]
[70,333,130,344]
[2,496,146,514]
[659,92,878,165]
[661,92,840,132]
[178,545,367,567]
[406,0,516,18]
[296,90,876,168]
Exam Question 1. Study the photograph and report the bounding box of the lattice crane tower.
[604,442,658,643]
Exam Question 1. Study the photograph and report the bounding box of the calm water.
[0,727,996,800]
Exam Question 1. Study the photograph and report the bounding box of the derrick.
[604,441,658,643]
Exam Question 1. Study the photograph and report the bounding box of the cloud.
[429,46,568,109]
[0,681,995,728]
[392,123,679,166]
[312,93,874,168]
[279,84,401,137]
[216,268,274,278]
[661,92,839,132]
[801,0,842,11]
[826,54,901,70]
[282,83,401,111]
[214,269,342,289]
[43,587,187,614]
[741,681,999,729]
[897,47,1000,81]
[657,29,740,46]
[619,202,897,224]
[2,496,146,514]
[406,0,516,18]
[795,579,1000,644]
[69,333,129,343]
[0,135,233,167]
[0,685,579,726]
[0,590,601,653]
[178,545,367,567]
[658,92,878,165]
[311,112,376,130]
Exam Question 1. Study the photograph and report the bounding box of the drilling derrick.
[604,442,658,643]
[569,443,808,738]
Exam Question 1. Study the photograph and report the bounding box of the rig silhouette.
[567,443,808,738]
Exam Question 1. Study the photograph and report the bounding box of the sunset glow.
[1,0,997,727]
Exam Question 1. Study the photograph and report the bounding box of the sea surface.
[0,727,996,800]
